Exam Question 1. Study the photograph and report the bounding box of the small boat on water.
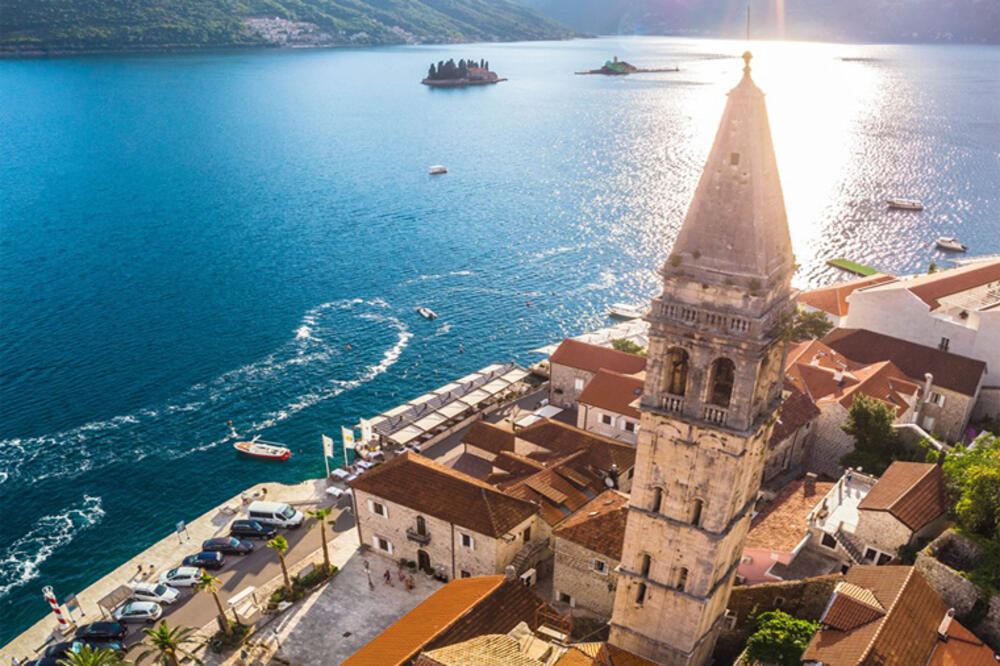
[428,165,448,175]
[608,303,645,320]
[416,306,438,320]
[887,198,924,211]
[936,237,968,252]
[234,437,292,461]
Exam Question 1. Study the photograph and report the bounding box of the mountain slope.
[520,0,999,44]
[0,0,578,55]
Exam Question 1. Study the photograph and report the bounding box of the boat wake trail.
[0,496,104,599]
[0,299,410,485]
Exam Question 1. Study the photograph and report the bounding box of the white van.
[247,500,304,528]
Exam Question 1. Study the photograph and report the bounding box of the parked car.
[229,519,277,540]
[247,500,304,528]
[130,581,180,604]
[203,536,254,554]
[159,566,204,587]
[112,601,162,623]
[182,551,225,570]
[75,621,127,642]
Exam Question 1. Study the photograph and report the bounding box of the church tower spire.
[608,54,796,666]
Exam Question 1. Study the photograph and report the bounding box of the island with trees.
[575,55,679,75]
[422,58,506,87]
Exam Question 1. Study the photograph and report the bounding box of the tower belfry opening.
[607,52,796,666]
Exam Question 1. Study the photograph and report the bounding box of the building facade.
[548,338,646,409]
[608,53,797,666]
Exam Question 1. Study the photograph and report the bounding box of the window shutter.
[371,535,379,549]
[367,499,374,514]
[387,541,394,554]
[938,394,946,407]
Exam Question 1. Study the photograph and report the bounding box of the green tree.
[840,394,904,475]
[135,621,203,666]
[610,338,647,356]
[307,507,334,572]
[57,644,128,666]
[196,571,231,635]
[268,535,292,589]
[942,434,1000,539]
[789,309,834,342]
[744,610,819,666]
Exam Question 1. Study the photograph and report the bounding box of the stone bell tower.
[608,53,796,666]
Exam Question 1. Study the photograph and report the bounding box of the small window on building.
[929,391,946,407]
[636,582,647,605]
[675,567,688,592]
[864,547,877,561]
[878,552,892,565]
[627,467,634,479]
[461,570,471,578]
[939,337,950,351]
[651,488,663,513]
[373,536,392,554]
[601,414,613,425]
[592,559,608,575]
[690,498,704,526]
[369,500,387,517]
[639,554,651,577]
[460,533,475,550]
[624,421,637,433]
[730,152,740,165]
[821,533,837,550]
[523,526,532,542]
[558,591,573,605]
[574,378,585,391]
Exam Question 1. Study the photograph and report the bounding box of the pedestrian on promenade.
[135,564,143,579]
[383,569,393,586]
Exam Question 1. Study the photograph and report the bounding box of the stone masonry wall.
[553,536,619,619]
[808,405,854,479]
[550,364,595,409]
[915,530,983,616]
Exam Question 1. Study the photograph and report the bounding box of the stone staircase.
[835,528,866,564]
[511,537,550,574]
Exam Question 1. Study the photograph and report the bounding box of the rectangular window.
[460,533,475,549]
[558,591,572,605]
[574,378,585,391]
[864,547,877,561]
[601,414,613,425]
[624,421,637,433]
[939,337,950,351]
[523,527,531,542]
[821,532,837,550]
[368,500,387,517]
[592,559,608,575]
[461,570,471,578]
[373,536,393,554]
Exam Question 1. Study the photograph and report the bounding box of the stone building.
[608,53,797,666]
[552,489,628,619]
[763,386,821,483]
[548,338,646,408]
[349,452,542,580]
[576,369,644,444]
[823,328,986,442]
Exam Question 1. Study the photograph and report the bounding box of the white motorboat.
[887,198,924,211]
[935,237,968,252]
[608,303,645,320]
[234,436,292,461]
[416,306,438,320]
[428,165,448,175]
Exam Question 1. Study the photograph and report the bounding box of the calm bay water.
[1,36,998,644]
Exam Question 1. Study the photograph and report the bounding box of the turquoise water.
[1,37,998,644]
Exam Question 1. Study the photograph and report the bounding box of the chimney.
[938,608,955,640]
[833,369,844,385]
[805,472,818,493]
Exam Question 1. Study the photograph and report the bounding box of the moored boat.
[608,303,645,320]
[935,236,968,252]
[428,165,447,175]
[416,306,438,320]
[887,198,924,210]
[234,437,292,461]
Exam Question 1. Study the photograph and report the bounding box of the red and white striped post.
[42,586,72,633]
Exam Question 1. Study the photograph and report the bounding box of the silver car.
[112,600,162,623]
[131,582,180,605]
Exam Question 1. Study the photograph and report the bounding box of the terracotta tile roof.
[553,644,660,666]
[797,273,895,316]
[549,338,647,376]
[502,463,594,526]
[804,566,947,666]
[493,450,547,476]
[577,370,644,419]
[347,576,547,666]
[824,328,986,396]
[822,582,887,631]
[928,617,1000,666]
[554,490,629,560]
[416,634,541,666]
[464,421,516,455]
[745,478,835,552]
[858,462,947,531]
[769,387,821,447]
[889,259,1000,310]
[349,452,537,538]
[516,419,637,472]
[555,648,595,666]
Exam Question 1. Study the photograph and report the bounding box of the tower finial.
[742,51,752,75]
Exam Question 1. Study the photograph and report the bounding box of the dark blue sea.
[1,36,998,644]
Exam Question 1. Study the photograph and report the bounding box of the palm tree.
[134,620,203,666]
[268,535,291,589]
[197,570,232,636]
[57,644,128,666]
[306,507,333,572]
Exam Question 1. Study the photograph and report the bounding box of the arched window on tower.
[675,567,689,592]
[663,347,689,396]
[639,553,652,577]
[636,582,648,605]
[690,498,704,526]
[650,487,663,513]
[709,358,736,407]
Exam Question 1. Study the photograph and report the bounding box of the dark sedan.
[182,551,225,570]
[229,519,277,540]
[202,536,254,554]
[75,622,127,642]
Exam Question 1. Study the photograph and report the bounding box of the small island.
[576,55,680,76]
[422,58,506,87]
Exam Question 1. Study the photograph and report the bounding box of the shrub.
[744,611,819,666]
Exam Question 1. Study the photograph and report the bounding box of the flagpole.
[322,436,330,478]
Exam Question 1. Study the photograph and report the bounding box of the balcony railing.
[406,527,431,545]
[703,406,728,425]
[660,395,685,413]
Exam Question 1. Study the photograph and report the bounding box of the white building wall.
[577,403,640,445]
